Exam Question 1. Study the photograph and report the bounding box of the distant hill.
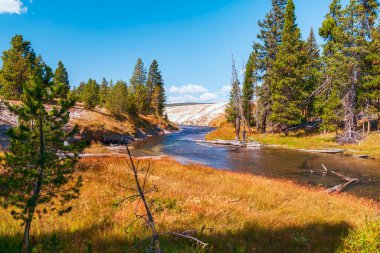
[165,103,226,126]
[165,102,214,107]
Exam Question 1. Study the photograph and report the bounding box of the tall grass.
[0,157,379,252]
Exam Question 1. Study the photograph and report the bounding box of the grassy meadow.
[1,156,379,252]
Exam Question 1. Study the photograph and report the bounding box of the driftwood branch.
[118,140,208,252]
[263,123,281,137]
[321,164,359,193]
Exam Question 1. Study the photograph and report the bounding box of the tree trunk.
[23,220,32,253]
[261,112,267,133]
[235,118,241,140]
[23,114,45,252]
[367,120,371,134]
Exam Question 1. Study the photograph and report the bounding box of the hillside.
[165,103,226,126]
[0,103,176,149]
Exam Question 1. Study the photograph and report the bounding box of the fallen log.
[263,123,281,137]
[327,179,358,194]
[321,164,359,194]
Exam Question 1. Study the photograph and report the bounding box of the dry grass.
[1,157,379,252]
[206,124,380,159]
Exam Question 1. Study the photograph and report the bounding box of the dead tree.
[116,142,208,252]
[231,56,250,142]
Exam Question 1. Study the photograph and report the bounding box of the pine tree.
[148,60,166,116]
[0,62,83,252]
[0,35,37,99]
[319,0,379,142]
[99,78,109,107]
[146,60,158,113]
[358,2,380,130]
[253,0,287,132]
[53,60,70,99]
[130,58,147,92]
[130,58,148,114]
[81,79,100,110]
[242,51,258,126]
[270,0,307,128]
[305,27,322,117]
[106,80,128,116]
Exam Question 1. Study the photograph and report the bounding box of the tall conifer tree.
[0,61,83,252]
[253,0,287,132]
[53,60,70,99]
[0,35,37,99]
[270,0,307,128]
[242,51,258,126]
[130,58,148,114]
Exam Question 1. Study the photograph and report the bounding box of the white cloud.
[169,84,208,94]
[0,0,27,14]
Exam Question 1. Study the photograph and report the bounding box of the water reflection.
[128,126,380,199]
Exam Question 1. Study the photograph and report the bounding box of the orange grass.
[1,157,379,252]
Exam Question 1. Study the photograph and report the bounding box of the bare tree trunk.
[261,112,267,133]
[235,118,241,140]
[125,145,160,253]
[367,120,371,134]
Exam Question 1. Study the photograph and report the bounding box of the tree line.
[228,0,380,143]
[73,58,166,117]
[0,35,167,118]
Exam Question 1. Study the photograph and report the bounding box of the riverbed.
[128,126,380,200]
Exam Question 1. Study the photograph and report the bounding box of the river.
[128,126,380,200]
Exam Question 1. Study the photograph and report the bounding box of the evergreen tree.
[106,80,128,116]
[53,60,70,99]
[270,0,307,128]
[151,78,166,117]
[0,63,83,252]
[81,79,99,110]
[130,58,148,114]
[99,78,109,107]
[358,5,380,127]
[253,0,287,132]
[130,58,147,92]
[147,60,160,113]
[148,60,166,116]
[242,51,258,126]
[319,0,379,142]
[305,27,322,117]
[0,35,37,99]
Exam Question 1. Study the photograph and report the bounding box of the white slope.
[165,103,226,126]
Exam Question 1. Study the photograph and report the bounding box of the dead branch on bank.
[321,164,359,194]
[115,140,208,252]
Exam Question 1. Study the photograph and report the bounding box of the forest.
[227,0,380,144]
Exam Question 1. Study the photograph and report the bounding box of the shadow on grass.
[0,221,351,253]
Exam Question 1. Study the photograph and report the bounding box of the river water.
[129,126,380,200]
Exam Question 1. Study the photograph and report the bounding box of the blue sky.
[1,0,335,103]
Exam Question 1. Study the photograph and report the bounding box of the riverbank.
[206,125,380,159]
[0,102,177,150]
[1,156,379,252]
